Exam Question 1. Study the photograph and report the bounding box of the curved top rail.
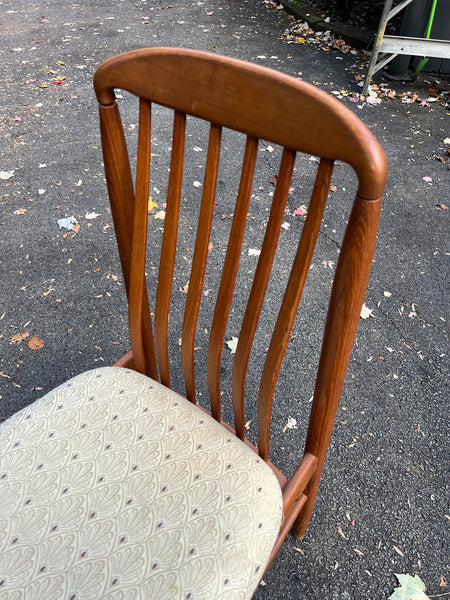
[94,47,387,199]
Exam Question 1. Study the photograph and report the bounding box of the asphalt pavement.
[0,1,448,598]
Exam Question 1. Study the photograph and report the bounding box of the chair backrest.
[94,48,387,536]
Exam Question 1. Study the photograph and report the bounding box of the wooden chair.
[0,48,387,598]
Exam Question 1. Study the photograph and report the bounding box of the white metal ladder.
[362,0,450,95]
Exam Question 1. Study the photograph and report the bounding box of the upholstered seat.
[0,367,283,599]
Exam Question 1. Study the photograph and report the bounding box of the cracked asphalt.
[0,1,448,598]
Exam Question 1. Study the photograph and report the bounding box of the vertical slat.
[258,158,334,460]
[155,111,186,387]
[182,123,222,402]
[294,194,382,538]
[99,101,158,378]
[129,99,152,374]
[232,147,296,440]
[207,136,258,422]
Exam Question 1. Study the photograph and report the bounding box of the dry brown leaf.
[11,331,30,344]
[28,336,44,350]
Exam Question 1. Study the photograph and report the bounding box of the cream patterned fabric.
[0,367,283,599]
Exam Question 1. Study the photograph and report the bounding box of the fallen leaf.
[57,216,79,231]
[440,577,446,587]
[154,211,166,220]
[208,241,213,253]
[281,222,290,230]
[268,174,278,185]
[393,545,404,557]
[435,203,448,210]
[384,291,392,297]
[193,181,202,188]
[330,185,337,192]
[226,337,238,354]
[0,170,15,179]
[248,248,261,256]
[422,176,432,183]
[360,303,374,319]
[180,281,189,294]
[148,197,158,212]
[10,331,30,344]
[282,416,298,433]
[388,574,429,600]
[28,336,44,350]
[38,189,46,195]
[337,526,347,539]
[294,205,307,216]
[85,212,100,220]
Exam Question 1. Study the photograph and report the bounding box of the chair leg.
[291,471,322,539]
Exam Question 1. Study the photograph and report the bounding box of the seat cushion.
[0,367,283,599]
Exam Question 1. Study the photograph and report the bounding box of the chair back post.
[98,101,158,379]
[294,192,382,538]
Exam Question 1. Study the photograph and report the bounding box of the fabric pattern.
[0,367,283,599]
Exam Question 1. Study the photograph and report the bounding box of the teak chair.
[0,48,387,599]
